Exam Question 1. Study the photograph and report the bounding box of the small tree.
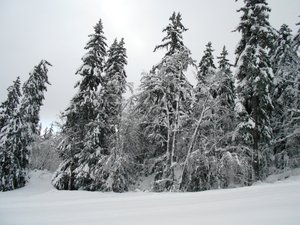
[196,42,216,86]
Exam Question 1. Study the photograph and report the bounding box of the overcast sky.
[0,0,299,128]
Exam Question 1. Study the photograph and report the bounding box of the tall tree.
[234,0,275,180]
[215,46,235,110]
[52,19,107,190]
[19,60,51,178]
[104,38,128,132]
[21,60,51,137]
[0,77,24,191]
[271,23,300,169]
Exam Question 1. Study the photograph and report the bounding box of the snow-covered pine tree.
[21,60,51,137]
[196,42,216,89]
[0,77,24,191]
[214,46,252,188]
[154,12,188,56]
[214,46,235,129]
[94,37,134,193]
[104,38,127,130]
[271,23,300,169]
[18,60,51,180]
[271,24,293,74]
[52,19,107,190]
[234,0,275,180]
[0,77,22,130]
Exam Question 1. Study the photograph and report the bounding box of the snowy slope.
[0,170,300,225]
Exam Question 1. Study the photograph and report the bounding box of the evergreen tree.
[271,23,300,169]
[0,60,51,191]
[104,38,128,130]
[215,46,235,111]
[53,20,132,192]
[0,77,22,130]
[234,0,275,180]
[271,24,293,74]
[0,77,24,191]
[52,19,107,190]
[154,12,188,56]
[196,42,216,87]
[21,60,51,137]
[19,60,51,178]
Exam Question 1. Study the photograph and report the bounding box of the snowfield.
[0,170,300,225]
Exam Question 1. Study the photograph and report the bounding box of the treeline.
[0,0,299,192]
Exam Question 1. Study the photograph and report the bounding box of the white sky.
[0,0,299,128]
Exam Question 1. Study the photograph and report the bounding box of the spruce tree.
[0,77,22,130]
[215,46,235,110]
[271,23,300,169]
[196,42,216,87]
[0,77,24,191]
[234,0,275,180]
[19,60,51,174]
[93,38,132,192]
[52,19,107,190]
[104,38,128,129]
[21,60,51,136]
[154,12,188,56]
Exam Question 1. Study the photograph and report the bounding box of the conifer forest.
[1,0,299,193]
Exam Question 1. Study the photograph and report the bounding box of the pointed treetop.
[217,46,232,72]
[105,37,128,95]
[106,38,127,73]
[75,19,107,92]
[234,0,275,65]
[93,19,104,34]
[197,42,216,82]
[154,11,188,56]
[271,24,294,71]
[77,18,107,79]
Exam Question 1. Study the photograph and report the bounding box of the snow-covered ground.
[0,170,300,225]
